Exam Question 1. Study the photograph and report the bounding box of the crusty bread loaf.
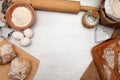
[92,39,120,80]
[0,44,16,64]
[8,57,31,80]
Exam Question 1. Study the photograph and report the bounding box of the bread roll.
[0,44,16,64]
[8,57,31,80]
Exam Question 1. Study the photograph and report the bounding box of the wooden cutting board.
[80,61,101,80]
[0,40,40,80]
[80,28,120,80]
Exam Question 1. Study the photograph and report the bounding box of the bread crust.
[8,57,31,80]
[92,39,120,80]
[0,44,16,64]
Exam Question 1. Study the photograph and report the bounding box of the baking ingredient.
[12,7,32,27]
[102,42,120,80]
[23,28,33,38]
[0,1,5,22]
[102,45,115,69]
[85,10,99,26]
[118,54,120,73]
[105,0,120,22]
[112,0,120,18]
[20,37,31,47]
[103,65,111,80]
[95,25,114,42]
[2,0,12,14]
[0,19,5,27]
[82,10,99,28]
[12,31,24,40]
[0,25,14,38]
[11,28,34,47]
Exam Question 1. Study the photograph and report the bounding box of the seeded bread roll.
[8,57,31,80]
[92,39,120,80]
[0,44,16,64]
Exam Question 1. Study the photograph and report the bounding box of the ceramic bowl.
[6,2,35,30]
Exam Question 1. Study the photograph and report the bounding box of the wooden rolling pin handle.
[12,0,98,14]
[32,0,80,14]
[80,6,99,11]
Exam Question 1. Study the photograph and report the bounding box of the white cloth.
[105,0,120,22]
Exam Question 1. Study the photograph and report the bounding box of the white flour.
[12,7,32,27]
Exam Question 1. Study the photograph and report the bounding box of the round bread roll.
[0,44,16,64]
[8,57,31,80]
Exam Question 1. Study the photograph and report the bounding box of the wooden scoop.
[12,0,98,14]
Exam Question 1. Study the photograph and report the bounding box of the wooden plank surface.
[80,28,120,80]
[80,61,101,80]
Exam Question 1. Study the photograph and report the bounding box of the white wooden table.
[1,0,100,80]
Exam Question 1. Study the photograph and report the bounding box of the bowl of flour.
[6,2,35,30]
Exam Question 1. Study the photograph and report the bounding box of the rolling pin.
[12,0,98,14]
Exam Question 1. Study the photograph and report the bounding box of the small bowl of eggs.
[6,2,35,30]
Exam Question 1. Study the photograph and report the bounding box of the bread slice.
[92,39,120,80]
